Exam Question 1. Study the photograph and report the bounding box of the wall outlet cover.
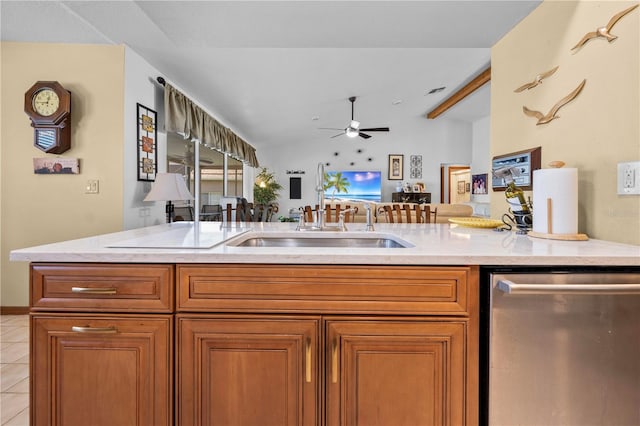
[617,162,640,195]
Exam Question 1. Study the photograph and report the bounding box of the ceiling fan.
[320,96,390,140]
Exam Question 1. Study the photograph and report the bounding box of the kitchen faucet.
[315,162,325,229]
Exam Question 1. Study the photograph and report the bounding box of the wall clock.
[24,81,72,154]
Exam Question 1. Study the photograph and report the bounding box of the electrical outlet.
[85,180,99,194]
[617,162,640,195]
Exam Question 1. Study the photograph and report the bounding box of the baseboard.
[0,306,29,315]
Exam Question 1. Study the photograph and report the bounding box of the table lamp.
[144,173,194,223]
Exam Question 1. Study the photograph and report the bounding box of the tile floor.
[0,315,29,426]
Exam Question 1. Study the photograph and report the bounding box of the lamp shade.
[143,173,193,202]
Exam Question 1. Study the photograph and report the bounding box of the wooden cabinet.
[177,265,478,426]
[392,192,431,203]
[29,263,175,426]
[31,314,172,426]
[177,316,319,426]
[326,319,467,426]
[30,262,478,426]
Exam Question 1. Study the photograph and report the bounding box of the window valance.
[163,82,259,167]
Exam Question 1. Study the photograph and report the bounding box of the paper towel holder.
[528,161,589,241]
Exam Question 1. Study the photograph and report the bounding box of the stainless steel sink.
[226,232,412,248]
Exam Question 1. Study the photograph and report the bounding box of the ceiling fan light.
[345,127,359,138]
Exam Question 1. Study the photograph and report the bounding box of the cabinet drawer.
[178,264,475,315]
[31,263,174,312]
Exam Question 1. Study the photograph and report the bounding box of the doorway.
[440,164,471,204]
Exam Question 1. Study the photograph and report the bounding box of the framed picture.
[388,154,403,180]
[137,103,157,181]
[412,184,421,193]
[466,182,471,192]
[457,181,465,194]
[33,157,80,174]
[409,154,422,179]
[472,173,488,194]
[491,146,541,191]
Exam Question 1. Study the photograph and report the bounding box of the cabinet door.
[326,319,467,426]
[31,314,172,426]
[177,316,319,426]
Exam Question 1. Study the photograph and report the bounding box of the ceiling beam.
[426,66,491,119]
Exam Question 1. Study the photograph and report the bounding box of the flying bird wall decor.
[571,4,639,51]
[522,79,586,125]
[514,66,559,92]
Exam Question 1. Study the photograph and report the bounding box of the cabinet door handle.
[71,287,117,295]
[71,326,117,333]
[305,337,312,383]
[331,338,339,384]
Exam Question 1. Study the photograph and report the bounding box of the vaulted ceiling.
[1,1,541,151]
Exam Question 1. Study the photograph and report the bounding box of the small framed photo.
[388,154,404,180]
[457,180,465,194]
[412,184,421,193]
[472,173,488,194]
[33,157,80,174]
[466,182,471,192]
[137,103,157,181]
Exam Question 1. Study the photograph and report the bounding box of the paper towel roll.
[532,168,578,235]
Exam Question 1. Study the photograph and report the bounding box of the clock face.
[32,88,60,116]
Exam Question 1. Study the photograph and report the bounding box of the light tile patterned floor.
[0,315,29,426]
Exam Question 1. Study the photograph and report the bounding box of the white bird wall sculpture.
[514,66,559,92]
[522,79,586,125]
[571,4,639,50]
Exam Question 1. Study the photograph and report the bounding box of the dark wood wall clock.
[24,81,72,154]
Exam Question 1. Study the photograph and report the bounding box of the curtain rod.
[156,76,166,86]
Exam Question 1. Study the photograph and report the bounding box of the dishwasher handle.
[497,279,640,295]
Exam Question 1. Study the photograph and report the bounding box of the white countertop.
[9,221,640,266]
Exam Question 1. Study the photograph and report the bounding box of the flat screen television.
[324,171,382,202]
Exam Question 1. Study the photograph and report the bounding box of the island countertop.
[9,222,640,266]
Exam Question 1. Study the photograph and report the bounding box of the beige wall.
[1,42,125,306]
[491,0,639,244]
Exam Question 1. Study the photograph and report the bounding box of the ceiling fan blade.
[330,132,345,138]
[318,127,344,131]
[359,127,389,132]
[359,133,372,139]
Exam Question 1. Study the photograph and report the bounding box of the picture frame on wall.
[491,146,541,191]
[137,103,158,181]
[457,181,465,194]
[388,154,404,180]
[472,173,488,194]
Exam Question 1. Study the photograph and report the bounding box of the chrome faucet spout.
[315,162,325,229]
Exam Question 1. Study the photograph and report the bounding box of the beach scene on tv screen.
[324,171,382,202]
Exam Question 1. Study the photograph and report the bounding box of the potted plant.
[253,168,283,206]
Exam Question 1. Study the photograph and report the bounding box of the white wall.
[470,115,491,205]
[258,116,473,217]
[123,47,167,229]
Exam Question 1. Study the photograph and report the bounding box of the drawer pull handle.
[71,287,117,295]
[331,338,338,384]
[71,326,117,334]
[305,337,312,383]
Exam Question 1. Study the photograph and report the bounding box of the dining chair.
[379,204,433,223]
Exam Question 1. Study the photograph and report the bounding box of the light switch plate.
[617,162,640,195]
[86,180,99,194]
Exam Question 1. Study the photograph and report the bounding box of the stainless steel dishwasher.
[488,270,640,426]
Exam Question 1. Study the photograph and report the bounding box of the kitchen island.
[10,222,640,426]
